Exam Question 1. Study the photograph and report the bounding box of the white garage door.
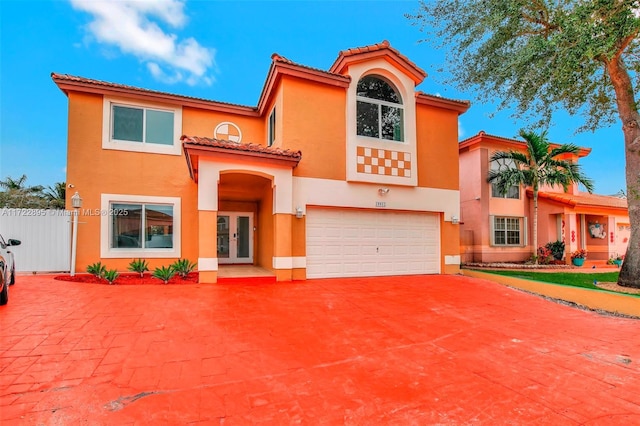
[306,208,440,279]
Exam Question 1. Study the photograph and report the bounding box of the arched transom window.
[356,75,404,141]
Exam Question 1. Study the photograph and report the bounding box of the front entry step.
[217,265,276,284]
[217,276,277,284]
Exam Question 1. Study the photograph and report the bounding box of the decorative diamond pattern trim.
[356,146,411,177]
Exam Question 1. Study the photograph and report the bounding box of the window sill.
[103,140,182,156]
[102,248,179,259]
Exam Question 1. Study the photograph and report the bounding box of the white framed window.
[100,194,181,258]
[268,107,276,147]
[102,98,182,155]
[356,75,404,142]
[490,216,527,246]
[490,158,520,199]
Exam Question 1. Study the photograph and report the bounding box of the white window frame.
[356,77,405,143]
[490,215,527,247]
[100,194,181,258]
[102,97,182,155]
[490,159,520,199]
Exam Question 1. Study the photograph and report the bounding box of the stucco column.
[272,213,293,281]
[197,160,220,283]
[291,213,307,280]
[565,213,579,264]
[198,210,218,283]
[607,215,616,259]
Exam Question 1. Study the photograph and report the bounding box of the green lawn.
[480,270,620,291]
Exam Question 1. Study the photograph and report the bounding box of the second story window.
[268,107,276,147]
[356,75,404,142]
[112,104,174,146]
[490,158,520,199]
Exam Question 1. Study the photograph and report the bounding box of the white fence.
[0,208,72,272]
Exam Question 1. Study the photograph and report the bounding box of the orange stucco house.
[53,41,470,282]
[459,131,630,264]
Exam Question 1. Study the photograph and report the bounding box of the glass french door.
[217,212,254,264]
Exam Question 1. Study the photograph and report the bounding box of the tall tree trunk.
[607,56,640,288]
[533,187,539,265]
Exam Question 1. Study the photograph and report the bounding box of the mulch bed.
[54,272,199,285]
[463,262,573,269]
[595,281,640,295]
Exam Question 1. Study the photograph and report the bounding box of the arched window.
[356,75,404,141]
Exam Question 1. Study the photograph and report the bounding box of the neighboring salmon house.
[53,41,470,282]
[458,131,630,264]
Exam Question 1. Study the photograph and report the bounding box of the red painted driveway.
[1,274,640,424]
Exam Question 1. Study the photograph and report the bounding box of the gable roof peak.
[329,41,427,84]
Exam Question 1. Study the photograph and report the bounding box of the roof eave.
[52,74,259,117]
[329,42,427,85]
[529,190,628,210]
[183,143,302,172]
[415,93,470,114]
[459,131,592,158]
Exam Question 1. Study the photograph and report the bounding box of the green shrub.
[171,259,196,278]
[103,269,119,285]
[152,266,176,284]
[545,240,565,260]
[87,262,107,278]
[128,258,149,278]
[537,246,554,265]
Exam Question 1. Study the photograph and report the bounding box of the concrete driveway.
[2,274,640,424]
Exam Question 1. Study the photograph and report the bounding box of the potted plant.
[571,249,587,267]
[614,254,624,267]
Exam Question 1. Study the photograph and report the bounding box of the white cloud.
[70,0,214,86]
[458,120,465,138]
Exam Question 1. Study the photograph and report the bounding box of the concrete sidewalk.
[2,274,640,424]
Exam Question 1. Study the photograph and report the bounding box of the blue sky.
[0,0,627,195]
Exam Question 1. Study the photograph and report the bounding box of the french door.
[217,212,254,264]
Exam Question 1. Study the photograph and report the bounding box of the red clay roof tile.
[459,131,592,158]
[51,73,258,114]
[181,135,302,161]
[329,40,427,83]
[269,53,349,79]
[531,190,628,209]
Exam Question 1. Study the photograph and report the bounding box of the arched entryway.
[217,172,274,268]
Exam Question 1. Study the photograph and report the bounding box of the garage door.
[306,208,440,278]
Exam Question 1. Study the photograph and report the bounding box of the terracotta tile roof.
[459,131,592,158]
[531,190,628,209]
[181,135,302,161]
[460,131,522,145]
[415,91,470,113]
[271,53,345,78]
[51,73,257,114]
[329,40,427,84]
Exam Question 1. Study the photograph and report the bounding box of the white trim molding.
[198,158,293,214]
[273,256,307,270]
[444,255,460,265]
[293,176,459,219]
[198,257,218,271]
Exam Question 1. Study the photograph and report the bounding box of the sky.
[0,0,628,195]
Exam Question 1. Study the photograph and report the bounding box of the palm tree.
[0,174,43,192]
[43,182,66,209]
[0,174,46,208]
[487,130,595,264]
